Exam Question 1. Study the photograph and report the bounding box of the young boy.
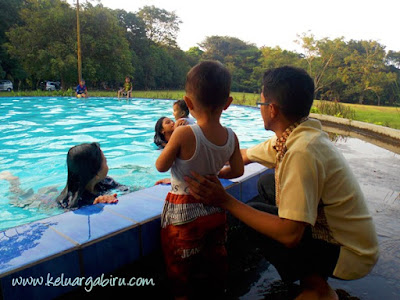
[76,79,88,98]
[156,61,244,299]
[173,99,196,126]
[117,76,132,99]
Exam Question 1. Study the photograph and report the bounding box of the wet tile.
[141,218,161,256]
[230,163,267,183]
[122,185,170,202]
[0,222,77,277]
[81,227,140,277]
[105,194,164,223]
[241,174,260,203]
[1,250,80,300]
[39,204,137,245]
[219,178,235,188]
[226,183,241,201]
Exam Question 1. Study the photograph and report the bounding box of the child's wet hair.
[56,142,103,208]
[174,100,189,117]
[154,117,167,148]
[185,60,231,110]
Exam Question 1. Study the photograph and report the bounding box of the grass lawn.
[2,90,399,129]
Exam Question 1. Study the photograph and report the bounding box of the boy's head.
[185,60,231,111]
[173,100,189,120]
[125,76,130,82]
[262,66,314,121]
[80,79,85,86]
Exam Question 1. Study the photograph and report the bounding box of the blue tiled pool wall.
[0,164,269,300]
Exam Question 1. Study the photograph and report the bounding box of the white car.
[0,80,13,92]
[40,81,61,91]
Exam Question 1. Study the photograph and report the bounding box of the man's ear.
[269,103,279,119]
[223,96,233,110]
[184,96,194,110]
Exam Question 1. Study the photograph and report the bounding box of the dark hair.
[154,117,167,148]
[173,99,189,117]
[56,142,103,208]
[185,60,231,110]
[262,66,315,121]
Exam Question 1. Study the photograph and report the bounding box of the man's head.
[185,60,231,111]
[262,66,314,122]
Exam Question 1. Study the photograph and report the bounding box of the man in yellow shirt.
[185,66,378,299]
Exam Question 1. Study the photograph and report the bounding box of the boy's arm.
[155,126,184,172]
[218,134,244,179]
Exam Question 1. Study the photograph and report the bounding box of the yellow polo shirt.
[247,118,379,280]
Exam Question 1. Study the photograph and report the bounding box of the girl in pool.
[154,116,175,149]
[56,142,131,208]
[1,143,131,209]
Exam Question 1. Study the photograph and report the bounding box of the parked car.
[0,80,13,92]
[39,81,61,91]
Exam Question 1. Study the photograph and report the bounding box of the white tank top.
[170,124,235,195]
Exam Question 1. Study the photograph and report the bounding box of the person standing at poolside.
[76,79,88,98]
[156,60,244,299]
[185,66,379,300]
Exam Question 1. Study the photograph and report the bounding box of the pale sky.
[85,0,400,53]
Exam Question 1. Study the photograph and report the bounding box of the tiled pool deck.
[0,163,269,300]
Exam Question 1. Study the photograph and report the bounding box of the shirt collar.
[273,117,309,161]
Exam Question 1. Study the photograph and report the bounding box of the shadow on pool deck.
[58,136,400,300]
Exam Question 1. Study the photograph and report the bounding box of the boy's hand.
[93,193,118,204]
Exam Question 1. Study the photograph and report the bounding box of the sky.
[84,0,400,53]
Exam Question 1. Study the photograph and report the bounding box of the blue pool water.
[0,97,273,231]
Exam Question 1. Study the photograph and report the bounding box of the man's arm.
[241,148,252,165]
[185,172,307,248]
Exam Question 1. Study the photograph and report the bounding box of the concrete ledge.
[310,113,400,154]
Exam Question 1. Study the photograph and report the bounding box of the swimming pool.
[0,97,273,231]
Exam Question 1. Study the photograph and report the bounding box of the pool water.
[0,97,272,231]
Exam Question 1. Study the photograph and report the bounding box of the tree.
[200,36,261,92]
[137,5,181,47]
[6,0,77,88]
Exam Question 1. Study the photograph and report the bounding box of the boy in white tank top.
[156,61,244,299]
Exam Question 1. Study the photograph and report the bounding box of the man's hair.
[174,100,189,117]
[185,60,231,110]
[262,66,315,120]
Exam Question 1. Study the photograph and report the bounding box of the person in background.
[173,99,196,127]
[156,60,244,299]
[185,66,379,300]
[118,76,133,99]
[76,79,88,98]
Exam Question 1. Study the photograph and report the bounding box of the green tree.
[137,5,181,47]
[79,3,133,87]
[6,0,76,88]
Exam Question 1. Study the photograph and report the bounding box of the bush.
[315,101,355,120]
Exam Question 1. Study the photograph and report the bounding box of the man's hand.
[184,171,230,208]
[93,193,118,204]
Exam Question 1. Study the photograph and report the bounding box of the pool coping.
[0,163,269,299]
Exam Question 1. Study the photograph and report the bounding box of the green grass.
[2,90,399,129]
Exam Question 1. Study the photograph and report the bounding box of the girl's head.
[154,117,175,148]
[57,142,108,208]
[173,100,189,120]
